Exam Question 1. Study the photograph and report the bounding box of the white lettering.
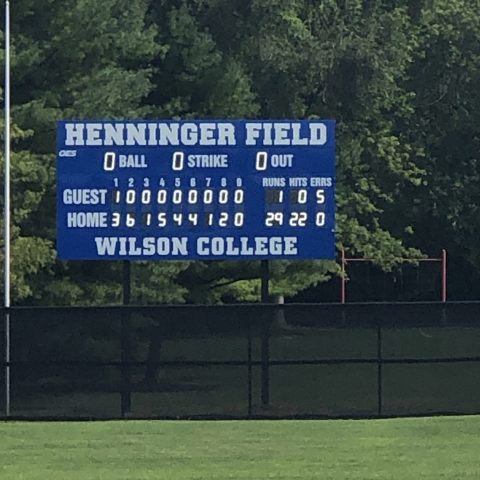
[217,123,236,145]
[199,123,216,145]
[274,124,291,145]
[158,124,180,146]
[245,123,262,145]
[126,124,147,146]
[147,123,158,146]
[86,123,103,146]
[104,123,125,146]
[181,123,198,145]
[62,121,328,147]
[67,212,108,228]
[95,237,117,255]
[284,237,298,255]
[291,123,309,145]
[63,189,108,205]
[310,123,327,145]
[65,123,85,146]
[143,237,156,255]
[195,236,298,256]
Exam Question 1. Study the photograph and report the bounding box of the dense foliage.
[1,0,479,304]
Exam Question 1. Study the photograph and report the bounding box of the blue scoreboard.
[56,120,335,260]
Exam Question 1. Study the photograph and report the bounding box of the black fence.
[1,302,480,419]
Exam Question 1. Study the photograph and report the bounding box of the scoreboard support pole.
[121,261,132,416]
[260,260,270,406]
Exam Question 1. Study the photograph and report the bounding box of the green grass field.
[1,417,479,479]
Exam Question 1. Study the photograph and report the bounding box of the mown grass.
[1,416,479,479]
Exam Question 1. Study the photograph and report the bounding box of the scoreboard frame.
[56,120,336,260]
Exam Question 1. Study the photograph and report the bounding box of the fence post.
[377,325,383,417]
[260,260,270,406]
[341,248,346,304]
[4,310,10,417]
[121,261,132,416]
[441,249,447,303]
[247,317,253,417]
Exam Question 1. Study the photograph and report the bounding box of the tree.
[6,0,462,304]
[0,118,56,301]
[1,0,174,305]
[142,0,426,303]
[392,0,480,297]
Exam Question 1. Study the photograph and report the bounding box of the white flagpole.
[4,0,11,417]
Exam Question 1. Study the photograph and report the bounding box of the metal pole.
[441,249,447,303]
[377,326,383,417]
[340,248,346,304]
[261,260,269,303]
[260,260,270,406]
[4,0,11,417]
[123,260,131,305]
[247,318,252,417]
[121,261,132,416]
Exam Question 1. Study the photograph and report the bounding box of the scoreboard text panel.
[56,120,335,260]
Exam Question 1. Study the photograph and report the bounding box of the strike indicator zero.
[57,120,336,260]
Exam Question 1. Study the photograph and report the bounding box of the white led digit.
[219,190,229,204]
[112,212,120,227]
[188,213,198,225]
[143,213,152,226]
[157,190,167,204]
[172,152,184,171]
[234,212,244,227]
[205,213,214,226]
[104,152,116,171]
[126,189,136,204]
[112,190,121,204]
[265,212,283,226]
[173,189,182,204]
[188,190,198,204]
[141,190,151,204]
[126,213,135,227]
[266,189,283,204]
[204,190,213,204]
[234,189,244,204]
[266,212,273,226]
[219,212,228,227]
[289,212,308,227]
[256,151,268,171]
[316,212,326,226]
[298,189,308,204]
[158,213,167,227]
[173,213,183,226]
[316,189,326,204]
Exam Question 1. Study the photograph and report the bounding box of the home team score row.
[57,120,336,260]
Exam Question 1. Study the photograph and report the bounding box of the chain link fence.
[1,302,480,419]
